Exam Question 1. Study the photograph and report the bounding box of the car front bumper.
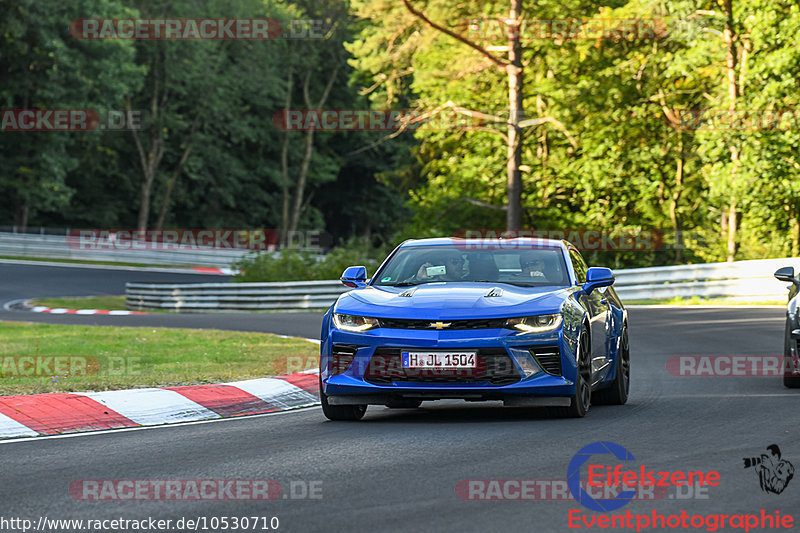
[321,326,579,402]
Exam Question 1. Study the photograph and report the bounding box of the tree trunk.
[726,202,737,262]
[723,0,739,262]
[279,64,294,247]
[288,127,316,234]
[286,65,339,237]
[671,135,684,263]
[128,65,165,234]
[138,172,153,232]
[155,112,202,230]
[505,0,523,230]
[13,203,28,232]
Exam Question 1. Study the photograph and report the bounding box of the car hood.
[335,282,570,319]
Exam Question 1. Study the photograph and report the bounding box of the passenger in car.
[519,253,546,278]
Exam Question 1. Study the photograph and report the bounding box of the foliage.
[233,237,391,281]
[3,0,800,267]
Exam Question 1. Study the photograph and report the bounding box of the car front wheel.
[320,377,367,421]
[553,328,591,418]
[594,325,630,405]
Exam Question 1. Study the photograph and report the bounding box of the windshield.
[372,245,570,287]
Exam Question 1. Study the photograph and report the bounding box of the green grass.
[30,295,128,311]
[0,322,319,396]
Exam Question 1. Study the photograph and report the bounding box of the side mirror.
[582,267,615,295]
[341,266,368,288]
[774,266,799,286]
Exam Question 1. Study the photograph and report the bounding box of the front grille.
[378,318,508,330]
[363,347,520,386]
[530,346,562,376]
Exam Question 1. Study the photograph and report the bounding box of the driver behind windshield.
[519,253,546,279]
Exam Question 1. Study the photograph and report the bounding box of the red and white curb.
[29,306,146,315]
[0,371,319,439]
[192,267,240,275]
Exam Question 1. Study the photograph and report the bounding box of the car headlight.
[505,314,563,333]
[333,314,380,332]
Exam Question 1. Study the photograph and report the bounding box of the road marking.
[0,405,320,445]
[0,412,39,438]
[225,378,318,409]
[80,388,221,425]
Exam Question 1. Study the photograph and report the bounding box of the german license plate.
[401,350,478,369]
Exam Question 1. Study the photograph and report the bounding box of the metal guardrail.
[125,257,800,312]
[126,280,348,312]
[612,257,800,301]
[0,231,249,267]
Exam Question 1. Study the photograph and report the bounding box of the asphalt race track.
[1,261,798,533]
[0,261,321,338]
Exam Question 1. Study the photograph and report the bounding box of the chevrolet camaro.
[319,237,630,420]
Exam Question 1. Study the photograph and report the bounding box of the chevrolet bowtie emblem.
[429,321,451,329]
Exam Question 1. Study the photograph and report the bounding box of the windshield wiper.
[381,281,428,287]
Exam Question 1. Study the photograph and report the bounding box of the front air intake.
[530,347,562,376]
[331,344,358,375]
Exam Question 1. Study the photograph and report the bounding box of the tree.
[351,0,578,231]
[0,0,143,230]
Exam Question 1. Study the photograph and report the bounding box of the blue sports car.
[319,237,630,420]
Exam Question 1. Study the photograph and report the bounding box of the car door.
[569,248,609,382]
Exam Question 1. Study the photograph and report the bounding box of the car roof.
[398,237,570,249]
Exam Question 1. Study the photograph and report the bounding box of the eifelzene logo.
[743,445,794,494]
[429,322,451,330]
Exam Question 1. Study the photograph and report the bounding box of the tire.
[783,319,800,388]
[552,328,591,418]
[594,325,630,405]
[320,377,367,421]
[385,398,422,409]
